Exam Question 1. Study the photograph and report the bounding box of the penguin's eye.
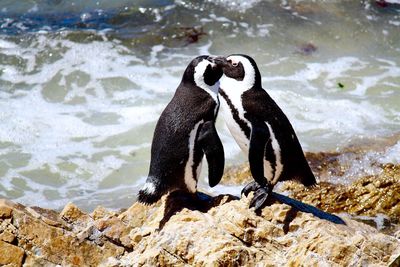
[227,59,238,67]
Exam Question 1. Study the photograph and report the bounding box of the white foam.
[210,0,261,11]
[1,8,400,210]
[267,90,394,151]
[379,141,400,164]
[0,33,221,209]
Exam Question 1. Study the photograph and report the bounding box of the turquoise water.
[0,0,399,210]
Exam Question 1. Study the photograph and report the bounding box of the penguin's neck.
[193,79,219,103]
[220,75,247,114]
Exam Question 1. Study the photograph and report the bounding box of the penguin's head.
[182,55,223,90]
[215,54,262,89]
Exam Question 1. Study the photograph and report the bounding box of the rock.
[221,164,252,185]
[295,43,317,56]
[0,199,14,219]
[119,194,400,266]
[0,200,125,266]
[0,240,24,266]
[0,216,17,244]
[221,140,400,225]
[0,191,399,266]
[395,229,400,239]
[91,205,117,220]
[24,253,59,267]
[27,206,67,229]
[119,198,164,229]
[282,163,400,221]
[94,216,133,248]
[60,202,92,227]
[390,254,400,267]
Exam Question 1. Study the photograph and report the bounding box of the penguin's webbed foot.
[241,181,262,197]
[242,182,272,213]
[249,186,271,213]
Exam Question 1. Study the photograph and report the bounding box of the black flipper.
[198,121,225,187]
[248,123,270,187]
[243,123,274,213]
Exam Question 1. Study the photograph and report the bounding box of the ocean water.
[0,0,399,211]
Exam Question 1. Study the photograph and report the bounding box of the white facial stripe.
[219,64,252,150]
[184,120,204,192]
[265,122,283,185]
[219,56,257,133]
[225,55,256,90]
[194,59,219,103]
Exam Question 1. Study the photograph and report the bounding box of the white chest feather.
[184,120,203,192]
[219,75,251,152]
[219,75,284,185]
[219,95,250,152]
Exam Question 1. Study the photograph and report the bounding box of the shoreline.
[1,135,399,265]
[1,188,399,266]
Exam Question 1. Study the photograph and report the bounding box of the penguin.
[137,55,225,204]
[215,54,317,212]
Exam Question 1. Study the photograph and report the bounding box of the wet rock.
[375,0,400,8]
[176,26,207,45]
[295,43,317,55]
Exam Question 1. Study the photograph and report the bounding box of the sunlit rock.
[0,194,399,266]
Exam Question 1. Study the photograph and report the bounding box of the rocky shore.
[1,140,400,266]
[222,162,400,234]
[1,189,399,266]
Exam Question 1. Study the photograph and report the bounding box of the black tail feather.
[281,164,317,187]
[299,167,318,187]
[137,181,168,205]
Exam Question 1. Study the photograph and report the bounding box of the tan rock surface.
[0,191,399,266]
[281,163,400,221]
[0,240,24,266]
[221,148,400,223]
[0,199,125,266]
[120,194,400,266]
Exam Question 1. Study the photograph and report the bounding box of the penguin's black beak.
[213,56,228,66]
